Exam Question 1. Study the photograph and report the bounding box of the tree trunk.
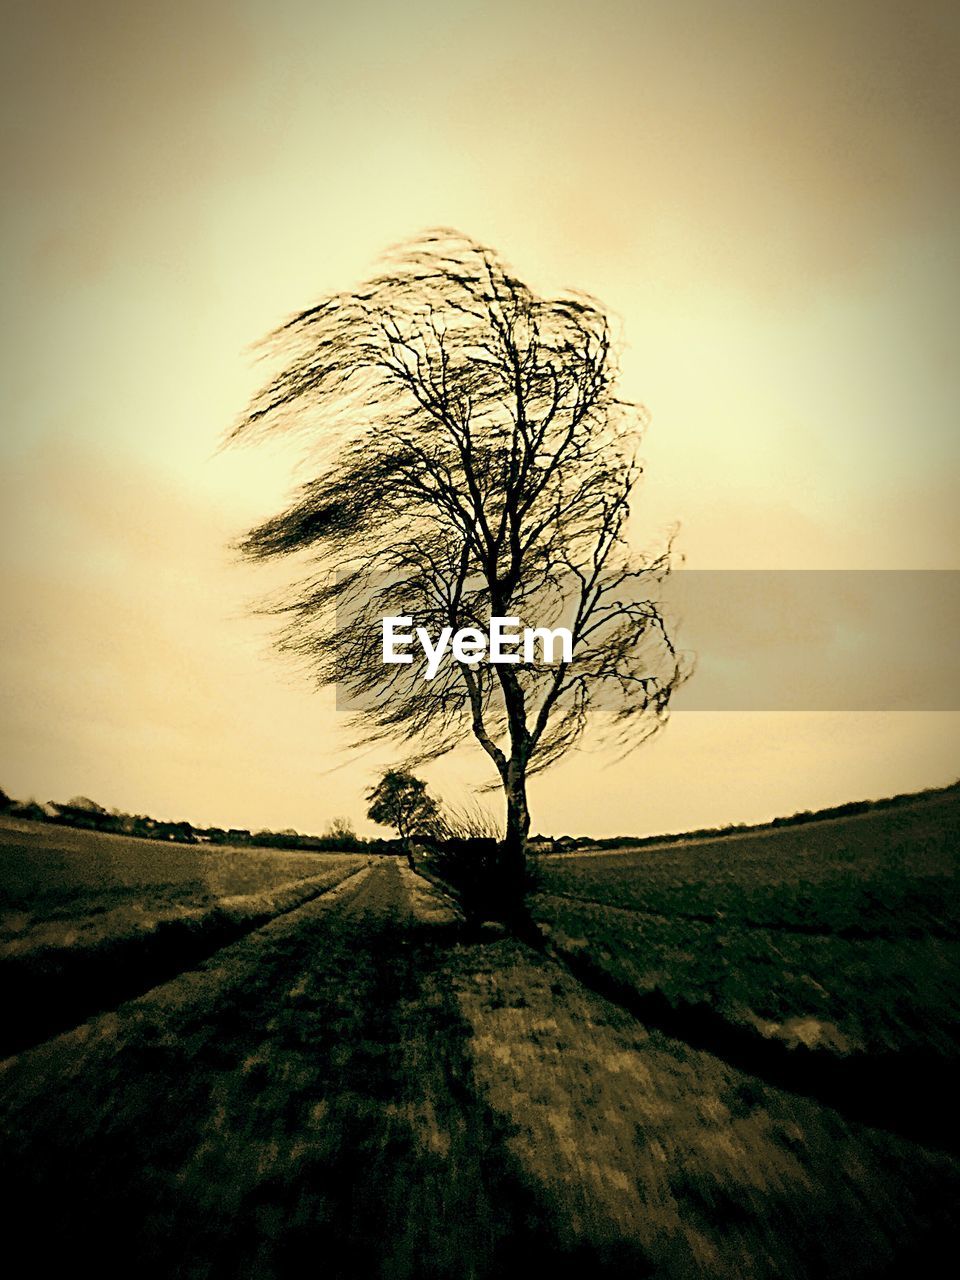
[397,820,416,871]
[500,758,530,921]
[400,832,416,871]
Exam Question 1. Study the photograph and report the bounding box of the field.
[532,789,960,1154]
[1,798,958,1277]
[534,792,959,1047]
[0,816,368,1055]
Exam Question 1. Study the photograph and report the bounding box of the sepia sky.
[1,0,957,837]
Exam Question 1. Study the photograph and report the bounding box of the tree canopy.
[366,770,440,866]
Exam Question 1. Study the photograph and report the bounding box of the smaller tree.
[324,816,356,840]
[366,770,439,869]
[321,816,360,851]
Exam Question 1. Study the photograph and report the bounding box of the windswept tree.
[366,770,440,867]
[230,231,687,918]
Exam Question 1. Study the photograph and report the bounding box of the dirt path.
[0,861,546,1279]
[300,855,462,928]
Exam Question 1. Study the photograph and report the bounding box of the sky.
[1,0,957,837]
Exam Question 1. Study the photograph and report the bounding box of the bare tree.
[323,816,356,841]
[230,230,687,919]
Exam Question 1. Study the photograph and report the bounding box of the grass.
[0,814,346,926]
[441,933,960,1278]
[2,800,958,1274]
[537,790,959,935]
[0,816,368,1054]
[533,789,960,1062]
[0,870,608,1279]
[6,864,957,1278]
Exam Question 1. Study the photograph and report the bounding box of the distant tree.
[319,816,361,852]
[366,770,439,868]
[66,796,107,814]
[0,786,14,813]
[231,230,688,922]
[11,800,47,822]
[324,816,356,841]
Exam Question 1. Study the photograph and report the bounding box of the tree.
[321,816,361,851]
[365,770,440,868]
[230,230,687,920]
[66,796,106,814]
[323,816,356,841]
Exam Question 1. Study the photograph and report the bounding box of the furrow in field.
[533,907,960,1155]
[0,859,373,1058]
[537,886,959,942]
